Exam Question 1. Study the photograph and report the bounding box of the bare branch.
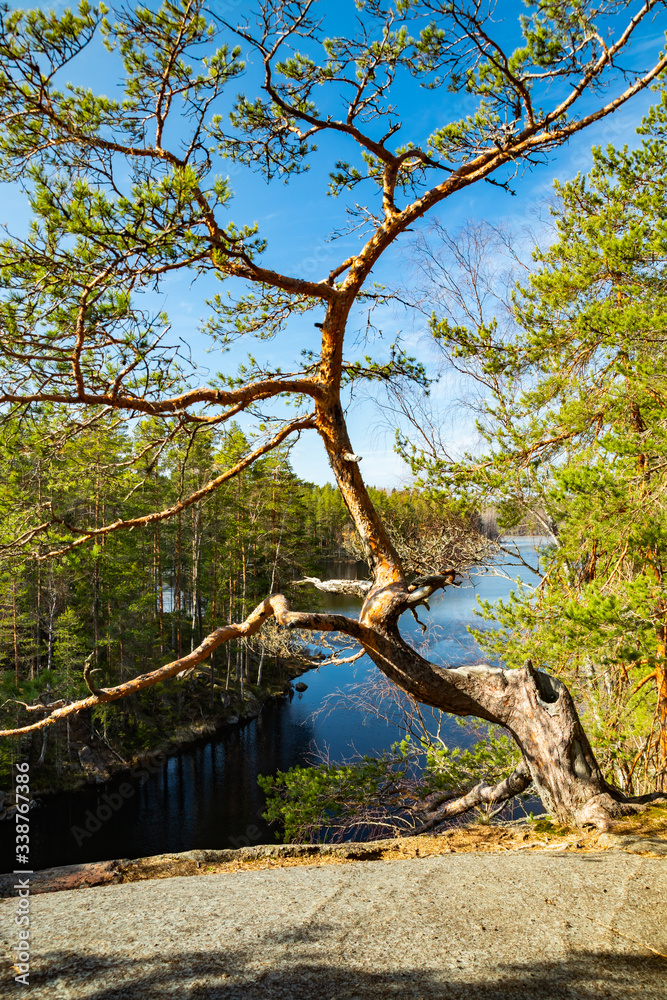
[415,760,533,832]
[0,592,363,737]
[294,576,372,597]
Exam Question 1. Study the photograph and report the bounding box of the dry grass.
[118,805,667,884]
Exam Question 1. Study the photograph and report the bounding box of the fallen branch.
[0,595,363,737]
[415,760,533,832]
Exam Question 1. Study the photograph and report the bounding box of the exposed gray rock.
[597,833,667,855]
[3,852,665,999]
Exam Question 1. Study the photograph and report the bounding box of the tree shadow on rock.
[15,948,667,1000]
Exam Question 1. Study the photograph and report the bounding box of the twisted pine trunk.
[306,323,635,829]
[359,615,629,829]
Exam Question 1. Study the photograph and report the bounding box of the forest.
[0,414,470,794]
[1,0,667,838]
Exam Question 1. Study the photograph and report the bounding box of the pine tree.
[412,86,667,792]
[3,0,667,825]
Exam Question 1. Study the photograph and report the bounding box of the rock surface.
[3,820,667,898]
[1,851,665,998]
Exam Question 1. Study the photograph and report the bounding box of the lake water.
[0,539,543,872]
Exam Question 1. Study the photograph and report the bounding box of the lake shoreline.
[2,803,666,895]
[1,540,548,870]
[0,656,313,819]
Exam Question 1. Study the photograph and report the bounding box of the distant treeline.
[0,413,487,780]
[478,508,547,538]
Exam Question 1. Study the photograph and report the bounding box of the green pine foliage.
[260,723,523,843]
[0,408,447,786]
[407,87,667,794]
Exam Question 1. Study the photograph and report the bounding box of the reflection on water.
[0,539,543,872]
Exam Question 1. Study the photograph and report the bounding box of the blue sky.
[4,0,667,485]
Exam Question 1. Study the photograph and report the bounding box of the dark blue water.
[0,539,543,871]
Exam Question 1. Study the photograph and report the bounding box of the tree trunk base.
[573,792,644,830]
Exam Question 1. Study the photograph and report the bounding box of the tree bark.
[1,582,650,827]
[417,759,532,830]
[352,605,632,828]
[295,309,642,828]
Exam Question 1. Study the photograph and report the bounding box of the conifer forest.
[1,0,667,834]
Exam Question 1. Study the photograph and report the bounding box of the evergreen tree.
[410,87,667,792]
[2,0,667,825]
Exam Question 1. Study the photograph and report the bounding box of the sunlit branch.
[0,593,365,737]
[0,375,321,415]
